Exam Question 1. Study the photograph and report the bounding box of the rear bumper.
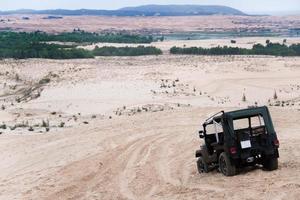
[231,148,279,165]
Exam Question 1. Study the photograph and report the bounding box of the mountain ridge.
[0,5,247,16]
[119,5,245,15]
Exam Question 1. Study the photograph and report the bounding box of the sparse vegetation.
[0,123,7,129]
[273,90,278,100]
[242,93,247,102]
[15,73,20,81]
[73,115,78,121]
[58,122,65,128]
[41,120,49,128]
[39,77,51,84]
[9,125,16,131]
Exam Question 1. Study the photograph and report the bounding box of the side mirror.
[199,130,204,139]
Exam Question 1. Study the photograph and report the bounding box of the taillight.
[274,139,280,147]
[230,147,237,154]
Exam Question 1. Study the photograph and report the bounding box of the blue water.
[155,30,300,41]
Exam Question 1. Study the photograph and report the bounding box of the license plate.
[241,140,251,149]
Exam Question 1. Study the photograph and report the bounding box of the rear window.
[251,115,265,127]
[233,115,265,130]
[233,118,249,129]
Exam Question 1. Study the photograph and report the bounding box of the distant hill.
[119,5,246,16]
[0,5,246,16]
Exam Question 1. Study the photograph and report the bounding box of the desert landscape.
[0,2,300,199]
[1,15,300,35]
[0,36,300,199]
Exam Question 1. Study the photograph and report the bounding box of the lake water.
[156,30,300,41]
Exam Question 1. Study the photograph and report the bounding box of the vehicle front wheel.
[197,157,209,173]
[219,152,236,176]
[263,157,278,171]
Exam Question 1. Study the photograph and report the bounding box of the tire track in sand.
[118,133,170,200]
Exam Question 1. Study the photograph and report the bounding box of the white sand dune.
[0,40,300,199]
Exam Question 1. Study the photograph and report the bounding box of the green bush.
[170,43,300,57]
[0,32,94,59]
[39,78,51,84]
[0,31,157,59]
[93,46,162,56]
[39,31,154,44]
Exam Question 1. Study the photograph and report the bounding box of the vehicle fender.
[195,150,202,158]
[274,149,279,158]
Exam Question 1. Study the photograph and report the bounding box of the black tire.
[263,157,278,171]
[219,152,236,176]
[197,157,209,173]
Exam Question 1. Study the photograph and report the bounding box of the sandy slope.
[0,46,300,199]
[0,108,300,200]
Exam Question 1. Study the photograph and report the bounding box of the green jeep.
[196,106,280,176]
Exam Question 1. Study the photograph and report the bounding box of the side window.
[205,121,223,134]
[214,120,223,134]
[206,124,215,135]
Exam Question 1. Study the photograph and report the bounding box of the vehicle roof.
[224,106,269,119]
[203,106,276,135]
[204,106,269,125]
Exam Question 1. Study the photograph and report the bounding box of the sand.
[82,37,300,53]
[0,39,300,199]
[1,15,300,34]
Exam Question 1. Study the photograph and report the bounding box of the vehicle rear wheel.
[263,157,278,171]
[219,152,236,176]
[197,157,209,173]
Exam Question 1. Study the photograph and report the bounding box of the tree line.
[0,31,161,59]
[0,31,155,44]
[170,43,300,57]
[93,46,162,56]
[2,31,300,59]
[42,31,155,44]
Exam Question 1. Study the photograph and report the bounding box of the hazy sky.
[0,0,299,14]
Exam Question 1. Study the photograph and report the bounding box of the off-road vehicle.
[195,106,279,176]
